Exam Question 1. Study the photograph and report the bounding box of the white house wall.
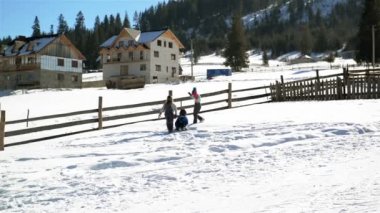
[40,55,82,73]
[103,62,150,80]
[148,35,180,84]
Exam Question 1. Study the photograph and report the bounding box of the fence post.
[337,77,343,100]
[276,81,282,101]
[316,70,320,84]
[26,109,30,128]
[228,83,232,108]
[98,96,103,130]
[343,68,349,85]
[0,111,5,151]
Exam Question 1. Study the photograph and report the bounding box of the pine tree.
[32,16,41,37]
[115,13,123,32]
[123,12,131,28]
[314,24,328,52]
[109,15,116,34]
[223,5,249,72]
[74,11,86,65]
[75,11,86,32]
[133,11,140,30]
[57,14,69,34]
[50,25,54,35]
[103,15,110,36]
[262,50,269,66]
[94,16,103,45]
[357,0,380,63]
[299,25,313,55]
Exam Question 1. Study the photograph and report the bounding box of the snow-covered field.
[1,54,379,212]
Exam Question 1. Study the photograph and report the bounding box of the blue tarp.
[207,69,232,79]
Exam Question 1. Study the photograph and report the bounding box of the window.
[28,57,35,64]
[57,73,64,81]
[72,60,78,68]
[157,40,162,46]
[128,40,134,46]
[118,41,124,47]
[106,54,110,62]
[172,67,177,77]
[169,42,173,48]
[120,65,129,75]
[140,64,146,71]
[164,41,167,47]
[153,76,158,83]
[72,75,78,82]
[171,54,176,60]
[140,51,144,60]
[166,66,168,73]
[155,65,161,72]
[16,74,21,82]
[154,51,159,58]
[58,58,64,66]
[117,53,122,61]
[16,57,21,65]
[128,52,134,61]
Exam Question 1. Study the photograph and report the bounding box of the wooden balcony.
[104,57,149,64]
[0,63,40,72]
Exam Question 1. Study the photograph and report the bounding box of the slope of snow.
[243,0,350,27]
[1,100,380,212]
[1,53,378,212]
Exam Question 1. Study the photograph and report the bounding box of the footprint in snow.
[90,161,139,170]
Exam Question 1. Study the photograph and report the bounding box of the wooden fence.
[270,68,380,101]
[0,83,271,150]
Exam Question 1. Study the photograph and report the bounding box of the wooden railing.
[0,63,40,72]
[0,83,271,150]
[270,68,380,102]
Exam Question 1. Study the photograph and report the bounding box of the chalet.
[289,55,316,65]
[0,34,85,90]
[99,28,184,85]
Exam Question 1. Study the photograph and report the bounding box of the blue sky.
[0,0,163,39]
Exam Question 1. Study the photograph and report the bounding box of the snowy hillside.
[1,55,379,212]
[243,0,350,27]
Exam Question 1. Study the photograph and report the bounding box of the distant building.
[0,34,85,90]
[99,28,184,84]
[289,55,316,65]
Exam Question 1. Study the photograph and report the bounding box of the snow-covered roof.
[19,37,56,56]
[137,30,166,43]
[100,30,166,49]
[4,35,56,57]
[99,35,117,48]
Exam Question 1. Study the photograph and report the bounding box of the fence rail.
[0,83,270,150]
[270,68,380,102]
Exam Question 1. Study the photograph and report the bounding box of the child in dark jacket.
[158,96,178,132]
[175,109,189,131]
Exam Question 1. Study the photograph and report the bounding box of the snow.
[1,53,380,212]
[138,30,166,44]
[242,0,351,27]
[4,36,56,57]
[99,35,117,48]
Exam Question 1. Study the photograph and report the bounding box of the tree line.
[1,0,379,70]
[135,0,364,59]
